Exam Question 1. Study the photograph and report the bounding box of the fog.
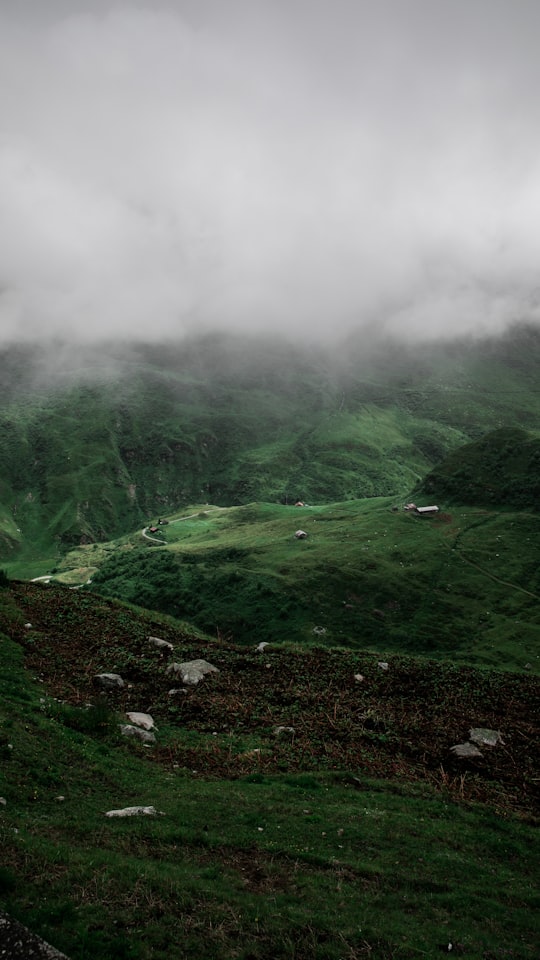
[1,0,540,346]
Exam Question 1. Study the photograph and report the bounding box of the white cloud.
[1,0,540,344]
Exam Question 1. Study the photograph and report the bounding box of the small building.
[415,505,439,516]
[294,530,308,539]
[404,502,417,511]
[294,501,305,507]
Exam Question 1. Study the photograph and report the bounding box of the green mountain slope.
[43,497,534,672]
[419,427,540,508]
[1,325,539,566]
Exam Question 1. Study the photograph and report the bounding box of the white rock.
[354,674,365,682]
[166,659,219,686]
[119,724,156,744]
[469,728,504,747]
[294,530,308,539]
[148,636,174,652]
[95,673,125,689]
[126,712,155,731]
[24,622,33,629]
[105,806,161,818]
[255,642,270,652]
[450,742,483,758]
[377,661,389,671]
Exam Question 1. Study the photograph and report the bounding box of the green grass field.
[1,580,538,959]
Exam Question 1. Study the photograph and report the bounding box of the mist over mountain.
[0,323,538,565]
[2,0,540,346]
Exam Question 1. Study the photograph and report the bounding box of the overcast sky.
[1,0,540,345]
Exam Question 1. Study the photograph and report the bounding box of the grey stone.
[126,712,155,730]
[95,673,125,689]
[148,636,174,652]
[469,728,504,747]
[166,659,219,686]
[105,805,161,818]
[450,742,483,758]
[119,724,156,744]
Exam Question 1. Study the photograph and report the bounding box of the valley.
[0,325,539,959]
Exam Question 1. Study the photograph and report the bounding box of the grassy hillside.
[419,427,540,508]
[21,495,536,673]
[0,578,538,959]
[1,324,539,565]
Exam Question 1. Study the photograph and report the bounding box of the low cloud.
[1,0,540,345]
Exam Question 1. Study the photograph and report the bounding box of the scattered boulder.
[312,626,327,635]
[377,661,389,671]
[255,642,270,652]
[354,673,365,682]
[469,728,504,747]
[294,530,308,539]
[119,724,156,744]
[168,688,187,696]
[451,727,504,759]
[166,659,219,686]
[105,806,161,818]
[148,636,174,652]
[450,742,483,759]
[126,712,155,731]
[24,623,33,630]
[95,673,125,690]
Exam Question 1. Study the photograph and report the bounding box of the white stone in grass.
[126,712,155,731]
[148,636,174,652]
[119,724,156,744]
[95,673,125,689]
[354,674,365,682]
[377,661,389,671]
[166,659,219,686]
[105,806,162,818]
[469,728,504,747]
[255,642,270,652]
[450,742,483,758]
